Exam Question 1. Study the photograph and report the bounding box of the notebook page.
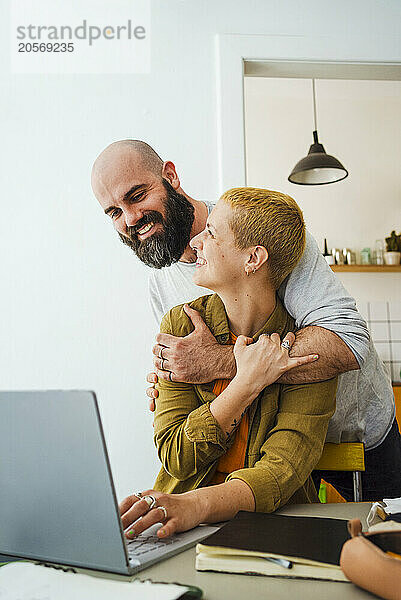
[0,562,188,600]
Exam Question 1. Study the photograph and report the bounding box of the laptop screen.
[0,390,129,574]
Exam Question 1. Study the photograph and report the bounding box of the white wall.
[1,0,401,498]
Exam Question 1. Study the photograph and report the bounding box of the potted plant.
[384,231,401,265]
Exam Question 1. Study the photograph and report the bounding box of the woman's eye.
[111,209,121,219]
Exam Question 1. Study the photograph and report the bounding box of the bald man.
[92,139,401,501]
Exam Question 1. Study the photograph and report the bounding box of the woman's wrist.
[183,488,211,524]
[229,376,260,403]
[183,487,227,525]
[184,481,255,525]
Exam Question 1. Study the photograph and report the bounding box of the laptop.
[0,390,219,575]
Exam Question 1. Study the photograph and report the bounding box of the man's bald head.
[91,139,168,217]
[92,139,163,187]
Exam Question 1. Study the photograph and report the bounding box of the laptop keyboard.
[124,523,222,570]
[126,532,176,557]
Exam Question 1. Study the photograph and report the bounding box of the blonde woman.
[119,188,337,538]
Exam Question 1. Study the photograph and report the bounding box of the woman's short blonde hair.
[220,187,306,289]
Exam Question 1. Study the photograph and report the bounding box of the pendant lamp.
[288,79,348,185]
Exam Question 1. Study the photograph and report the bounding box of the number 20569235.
[18,42,74,52]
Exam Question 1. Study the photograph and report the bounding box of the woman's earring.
[252,268,256,274]
[246,270,249,276]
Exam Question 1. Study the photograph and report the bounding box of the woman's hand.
[119,489,204,539]
[232,332,318,398]
[119,480,254,539]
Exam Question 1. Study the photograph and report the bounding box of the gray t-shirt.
[149,204,395,450]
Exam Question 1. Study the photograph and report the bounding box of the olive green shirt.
[153,294,337,513]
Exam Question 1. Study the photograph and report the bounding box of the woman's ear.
[245,246,269,274]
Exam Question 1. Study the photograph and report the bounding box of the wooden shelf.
[330,264,401,272]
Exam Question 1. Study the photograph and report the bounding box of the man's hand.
[152,304,236,384]
[146,372,158,412]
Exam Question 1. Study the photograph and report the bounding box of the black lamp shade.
[288,131,348,185]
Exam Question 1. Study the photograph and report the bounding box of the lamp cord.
[312,78,318,132]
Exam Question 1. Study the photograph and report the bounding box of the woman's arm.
[154,309,232,480]
[119,479,255,539]
[154,377,230,480]
[154,316,307,477]
[122,343,336,539]
[155,312,328,479]
[226,376,337,512]
[152,377,336,536]
[209,332,322,434]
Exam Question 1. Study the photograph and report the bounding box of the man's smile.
[116,178,195,269]
[136,222,160,240]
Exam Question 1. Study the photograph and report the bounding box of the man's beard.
[118,179,195,269]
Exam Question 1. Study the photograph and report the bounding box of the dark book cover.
[366,530,401,554]
[200,511,350,566]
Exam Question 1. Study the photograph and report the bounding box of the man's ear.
[245,246,269,274]
[162,161,181,190]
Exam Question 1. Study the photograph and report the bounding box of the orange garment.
[210,332,249,485]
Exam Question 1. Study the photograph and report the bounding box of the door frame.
[215,33,401,192]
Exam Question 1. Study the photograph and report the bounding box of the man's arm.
[279,325,359,383]
[153,306,318,384]
[279,231,370,368]
[151,323,356,388]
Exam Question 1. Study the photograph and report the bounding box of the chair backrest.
[316,442,365,472]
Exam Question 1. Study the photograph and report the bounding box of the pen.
[262,556,293,569]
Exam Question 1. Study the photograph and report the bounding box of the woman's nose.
[190,231,204,250]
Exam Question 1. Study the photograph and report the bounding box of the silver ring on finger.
[142,495,157,510]
[281,340,292,351]
[157,505,168,522]
[133,490,143,499]
[159,346,165,360]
